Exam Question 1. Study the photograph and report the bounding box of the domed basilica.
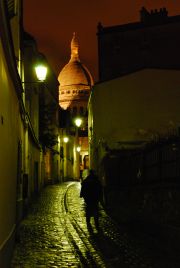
[58,32,93,114]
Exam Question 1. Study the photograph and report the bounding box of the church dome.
[59,61,93,87]
[58,33,94,110]
[58,33,94,87]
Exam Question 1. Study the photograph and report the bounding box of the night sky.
[24,1,180,82]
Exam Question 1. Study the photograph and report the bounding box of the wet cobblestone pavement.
[11,182,180,268]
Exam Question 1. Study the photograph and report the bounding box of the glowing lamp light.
[63,137,69,143]
[75,118,82,127]
[77,146,81,152]
[35,65,47,81]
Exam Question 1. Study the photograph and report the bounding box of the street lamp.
[35,64,47,81]
[74,118,82,128]
[74,117,82,180]
[62,135,69,181]
[22,63,47,84]
[63,136,69,143]
[22,61,48,191]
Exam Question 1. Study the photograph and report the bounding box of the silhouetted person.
[80,169,102,229]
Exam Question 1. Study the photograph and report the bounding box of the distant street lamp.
[74,117,82,180]
[63,135,69,181]
[75,118,82,128]
[63,136,69,143]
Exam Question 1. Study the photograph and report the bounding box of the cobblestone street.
[11,182,180,268]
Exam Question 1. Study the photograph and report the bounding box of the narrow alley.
[11,182,180,268]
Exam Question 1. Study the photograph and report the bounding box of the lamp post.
[23,62,48,194]
[74,117,82,180]
[63,136,69,180]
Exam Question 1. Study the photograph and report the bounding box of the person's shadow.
[87,222,121,262]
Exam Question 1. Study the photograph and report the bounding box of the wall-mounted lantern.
[35,64,47,81]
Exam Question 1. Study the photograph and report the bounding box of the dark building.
[97,7,180,81]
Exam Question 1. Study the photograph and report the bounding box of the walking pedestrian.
[80,169,102,229]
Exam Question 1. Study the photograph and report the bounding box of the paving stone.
[11,182,180,268]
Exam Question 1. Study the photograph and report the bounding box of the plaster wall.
[90,69,180,148]
[0,42,21,260]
